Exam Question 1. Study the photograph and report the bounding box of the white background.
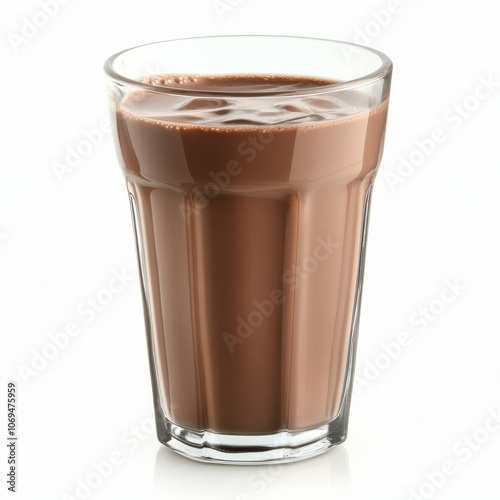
[2,0,500,499]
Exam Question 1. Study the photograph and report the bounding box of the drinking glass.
[104,35,392,464]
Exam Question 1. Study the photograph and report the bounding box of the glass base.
[156,414,348,464]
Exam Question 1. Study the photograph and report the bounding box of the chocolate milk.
[112,75,388,434]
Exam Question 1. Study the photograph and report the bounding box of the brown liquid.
[113,75,388,434]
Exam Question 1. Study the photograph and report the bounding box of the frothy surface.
[121,74,370,126]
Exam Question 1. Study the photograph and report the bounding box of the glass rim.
[103,35,393,98]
